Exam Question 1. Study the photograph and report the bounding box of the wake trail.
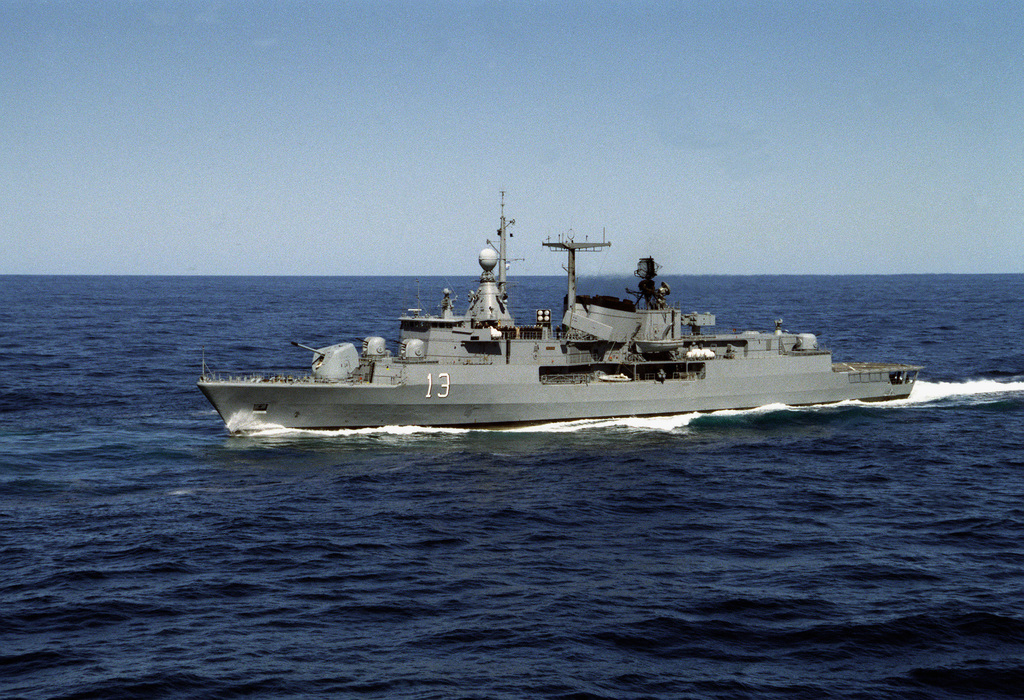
[902,379,1024,404]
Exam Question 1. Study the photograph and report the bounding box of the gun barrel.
[291,341,323,356]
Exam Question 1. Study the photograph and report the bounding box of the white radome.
[479,248,499,271]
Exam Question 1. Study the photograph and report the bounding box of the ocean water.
[2,273,1024,700]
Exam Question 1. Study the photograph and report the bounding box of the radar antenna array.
[629,256,671,309]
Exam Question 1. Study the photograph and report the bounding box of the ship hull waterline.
[198,364,919,433]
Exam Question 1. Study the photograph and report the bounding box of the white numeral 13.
[425,372,450,398]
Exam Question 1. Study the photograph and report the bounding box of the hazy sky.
[3,1,1021,275]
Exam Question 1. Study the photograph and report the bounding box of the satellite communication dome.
[479,248,499,271]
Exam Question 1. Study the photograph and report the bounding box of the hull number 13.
[425,372,451,398]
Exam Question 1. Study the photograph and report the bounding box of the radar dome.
[479,248,499,271]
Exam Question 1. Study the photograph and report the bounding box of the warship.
[198,197,921,432]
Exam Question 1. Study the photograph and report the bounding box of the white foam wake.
[500,403,798,434]
[231,424,472,438]
[501,414,702,433]
[901,379,1024,405]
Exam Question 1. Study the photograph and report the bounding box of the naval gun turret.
[292,341,359,381]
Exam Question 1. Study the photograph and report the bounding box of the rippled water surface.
[3,274,1024,699]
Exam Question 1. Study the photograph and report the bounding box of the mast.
[542,233,611,330]
[469,193,516,326]
[497,191,514,299]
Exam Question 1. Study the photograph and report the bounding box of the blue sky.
[3,1,1021,275]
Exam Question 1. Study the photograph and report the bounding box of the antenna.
[497,191,514,298]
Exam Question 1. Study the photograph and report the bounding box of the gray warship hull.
[199,357,917,432]
[198,197,920,433]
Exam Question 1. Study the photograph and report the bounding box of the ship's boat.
[198,197,921,432]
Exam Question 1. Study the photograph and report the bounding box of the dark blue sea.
[3,273,1024,700]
